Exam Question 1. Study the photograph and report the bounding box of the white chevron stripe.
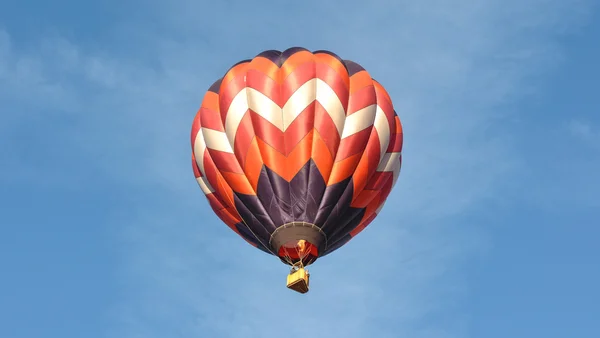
[376,151,402,186]
[196,176,215,194]
[225,89,251,146]
[193,130,207,174]
[245,88,282,130]
[282,79,316,130]
[373,105,391,158]
[392,154,401,186]
[192,131,216,194]
[372,163,401,216]
[202,127,234,153]
[315,79,346,135]
[224,80,347,143]
[283,78,346,133]
[341,104,377,139]
[376,152,401,172]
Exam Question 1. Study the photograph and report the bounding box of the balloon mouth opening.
[278,240,319,266]
[269,222,326,266]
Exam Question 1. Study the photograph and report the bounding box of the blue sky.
[1,0,599,337]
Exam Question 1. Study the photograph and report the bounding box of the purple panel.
[208,79,222,93]
[342,60,365,76]
[326,207,366,244]
[256,50,283,65]
[299,160,326,222]
[313,49,345,66]
[313,177,353,226]
[280,47,310,63]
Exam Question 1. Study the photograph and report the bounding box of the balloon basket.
[286,266,310,294]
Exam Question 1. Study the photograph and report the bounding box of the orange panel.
[243,137,264,192]
[247,56,280,83]
[311,131,334,182]
[349,70,374,94]
[285,130,314,180]
[200,91,220,112]
[279,50,315,81]
[221,61,249,90]
[220,171,255,196]
[315,52,350,89]
[328,152,362,186]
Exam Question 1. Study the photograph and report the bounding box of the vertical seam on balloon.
[198,125,265,249]
[324,109,399,244]
[281,51,296,240]
[239,53,285,241]
[304,55,320,224]
[306,54,347,226]
[319,78,395,245]
[199,76,278,254]
[286,53,317,225]
[318,64,376,235]
[311,58,352,229]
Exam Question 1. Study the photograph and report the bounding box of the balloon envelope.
[191,47,403,266]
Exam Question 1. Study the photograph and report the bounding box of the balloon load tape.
[286,264,310,294]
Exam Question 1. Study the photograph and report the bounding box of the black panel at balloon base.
[286,267,310,294]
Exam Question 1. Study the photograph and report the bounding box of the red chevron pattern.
[191,48,403,258]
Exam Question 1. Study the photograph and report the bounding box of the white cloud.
[0,0,593,337]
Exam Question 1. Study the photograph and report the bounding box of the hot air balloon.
[190,47,403,293]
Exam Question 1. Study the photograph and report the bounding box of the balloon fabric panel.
[191,47,403,264]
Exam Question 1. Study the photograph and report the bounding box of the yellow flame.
[297,240,307,254]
